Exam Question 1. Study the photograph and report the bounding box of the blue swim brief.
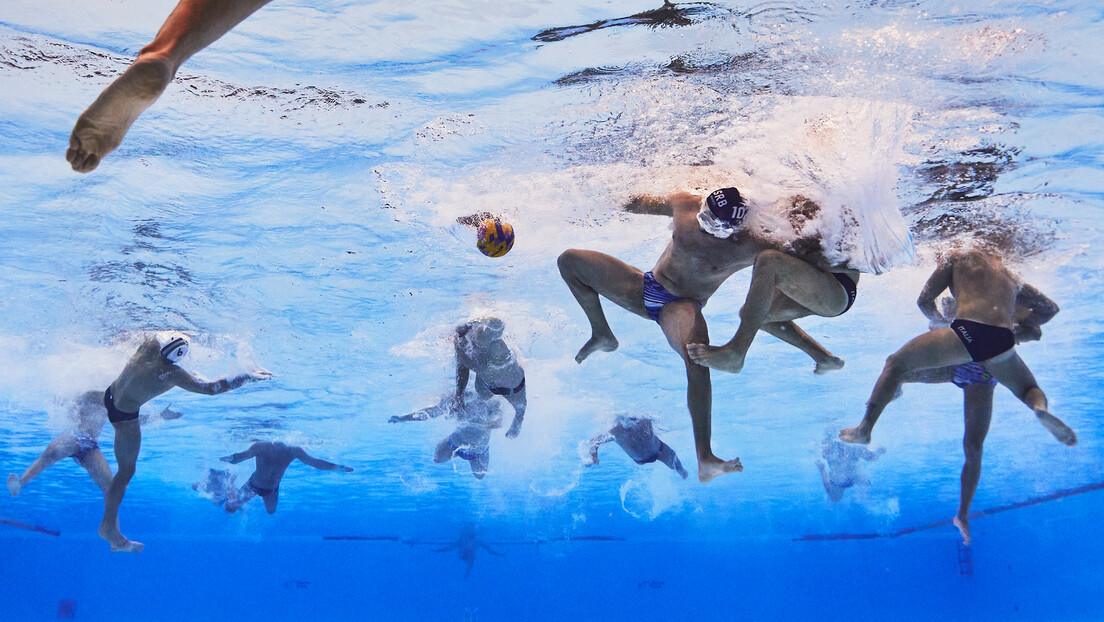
[951,362,998,389]
[70,433,99,466]
[642,272,700,322]
[450,438,488,462]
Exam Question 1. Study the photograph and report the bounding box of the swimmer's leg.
[81,449,115,495]
[557,249,649,363]
[761,321,844,374]
[434,439,455,464]
[469,454,489,480]
[98,420,143,552]
[900,366,957,385]
[956,384,994,546]
[8,433,79,496]
[656,442,688,479]
[816,461,844,503]
[225,482,256,513]
[689,251,848,374]
[841,328,970,444]
[261,489,279,515]
[67,0,273,172]
[985,352,1076,446]
[657,301,742,482]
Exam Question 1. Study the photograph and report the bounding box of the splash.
[618,467,692,520]
[729,96,917,274]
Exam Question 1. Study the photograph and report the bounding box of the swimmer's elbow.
[916,296,939,319]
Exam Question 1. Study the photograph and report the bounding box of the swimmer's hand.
[388,415,402,424]
[338,465,354,473]
[505,421,522,439]
[249,369,274,382]
[160,405,184,420]
[926,297,956,330]
[219,455,233,463]
[584,456,598,467]
[1013,324,1042,343]
[928,317,951,331]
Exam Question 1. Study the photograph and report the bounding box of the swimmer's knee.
[683,356,710,377]
[962,441,984,461]
[557,249,582,273]
[882,353,909,379]
[753,249,787,271]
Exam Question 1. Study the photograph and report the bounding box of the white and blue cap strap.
[158,334,189,363]
[697,187,747,239]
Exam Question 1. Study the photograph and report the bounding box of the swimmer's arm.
[169,367,273,395]
[504,393,526,439]
[623,195,676,217]
[585,433,614,465]
[917,261,954,322]
[389,408,435,423]
[480,542,506,557]
[1015,284,1059,327]
[220,445,259,464]
[294,448,354,473]
[454,354,471,398]
[925,296,957,330]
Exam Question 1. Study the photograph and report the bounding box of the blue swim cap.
[706,188,746,225]
[698,188,747,238]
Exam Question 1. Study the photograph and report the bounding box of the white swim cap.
[156,333,189,364]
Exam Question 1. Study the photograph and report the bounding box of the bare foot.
[575,334,618,363]
[7,474,21,497]
[814,355,844,375]
[67,55,174,173]
[839,426,871,445]
[697,456,743,483]
[953,516,972,546]
[1035,409,1077,446]
[98,523,144,553]
[686,343,745,374]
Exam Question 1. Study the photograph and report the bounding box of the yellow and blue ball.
[476,218,515,258]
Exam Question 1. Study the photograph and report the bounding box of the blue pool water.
[2,1,1103,620]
